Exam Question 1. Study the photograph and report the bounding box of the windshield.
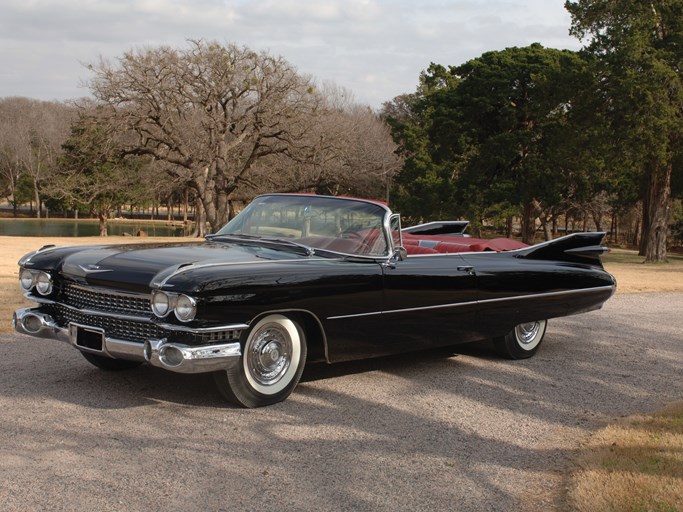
[215,195,390,257]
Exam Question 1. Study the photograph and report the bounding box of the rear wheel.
[80,351,143,371]
[214,314,307,408]
[493,320,548,359]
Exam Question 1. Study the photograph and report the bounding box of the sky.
[0,0,583,108]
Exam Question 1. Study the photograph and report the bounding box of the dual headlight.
[19,268,53,296]
[151,290,197,322]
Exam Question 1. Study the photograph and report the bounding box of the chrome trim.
[23,293,55,304]
[19,268,34,291]
[67,283,151,300]
[476,285,615,305]
[155,252,390,289]
[14,308,244,373]
[326,285,616,320]
[78,264,113,274]
[35,272,53,296]
[151,289,172,318]
[249,308,330,364]
[155,321,251,334]
[144,339,242,374]
[151,291,198,322]
[13,308,70,343]
[155,259,319,288]
[58,301,153,322]
[388,213,402,254]
[18,244,60,266]
[21,297,249,333]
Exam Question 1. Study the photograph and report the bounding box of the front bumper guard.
[13,308,244,374]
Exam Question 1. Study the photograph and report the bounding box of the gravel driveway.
[1,292,681,512]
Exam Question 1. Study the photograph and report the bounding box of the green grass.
[603,248,683,265]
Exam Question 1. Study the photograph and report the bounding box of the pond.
[0,219,188,237]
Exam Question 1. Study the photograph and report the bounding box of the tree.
[0,97,74,217]
[385,46,590,243]
[566,0,683,262]
[51,112,153,236]
[381,64,463,223]
[283,86,401,200]
[87,40,322,232]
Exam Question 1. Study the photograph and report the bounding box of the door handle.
[457,265,474,274]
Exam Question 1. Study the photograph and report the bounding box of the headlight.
[174,294,197,322]
[19,268,34,291]
[151,291,171,317]
[35,272,53,296]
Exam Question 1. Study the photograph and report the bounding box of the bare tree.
[87,40,322,232]
[0,97,74,217]
[262,85,401,199]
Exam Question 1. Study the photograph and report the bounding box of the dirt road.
[1,292,681,512]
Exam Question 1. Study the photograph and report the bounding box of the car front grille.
[51,304,163,343]
[63,284,151,316]
[45,285,242,346]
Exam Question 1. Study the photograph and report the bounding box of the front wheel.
[493,320,548,360]
[213,314,307,408]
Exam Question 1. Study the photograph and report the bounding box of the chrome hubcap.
[516,322,540,345]
[246,325,292,386]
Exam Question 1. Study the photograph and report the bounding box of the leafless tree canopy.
[87,40,400,231]
[0,97,75,216]
[89,41,318,230]
[0,41,401,234]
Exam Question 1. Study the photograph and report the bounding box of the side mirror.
[392,246,408,262]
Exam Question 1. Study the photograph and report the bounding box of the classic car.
[14,194,616,407]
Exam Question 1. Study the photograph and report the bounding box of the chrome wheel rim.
[246,323,293,387]
[515,321,541,345]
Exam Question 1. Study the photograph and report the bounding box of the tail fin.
[516,232,608,267]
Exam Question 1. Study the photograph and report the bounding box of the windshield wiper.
[206,233,316,257]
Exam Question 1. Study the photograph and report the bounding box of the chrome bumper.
[13,308,243,374]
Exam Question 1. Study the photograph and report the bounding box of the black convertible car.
[14,194,616,407]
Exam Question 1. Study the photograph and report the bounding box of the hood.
[54,241,309,292]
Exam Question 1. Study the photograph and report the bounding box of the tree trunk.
[632,216,640,247]
[192,198,206,238]
[33,179,41,219]
[98,211,108,237]
[552,216,558,237]
[521,201,536,245]
[642,161,672,263]
[183,188,189,223]
[541,217,551,241]
[639,193,649,256]
[592,212,603,233]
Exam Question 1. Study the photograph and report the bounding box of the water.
[0,219,187,237]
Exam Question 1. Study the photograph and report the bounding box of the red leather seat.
[405,245,438,255]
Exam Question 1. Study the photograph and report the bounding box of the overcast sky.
[0,0,582,108]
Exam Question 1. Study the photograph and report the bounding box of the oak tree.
[88,40,322,232]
